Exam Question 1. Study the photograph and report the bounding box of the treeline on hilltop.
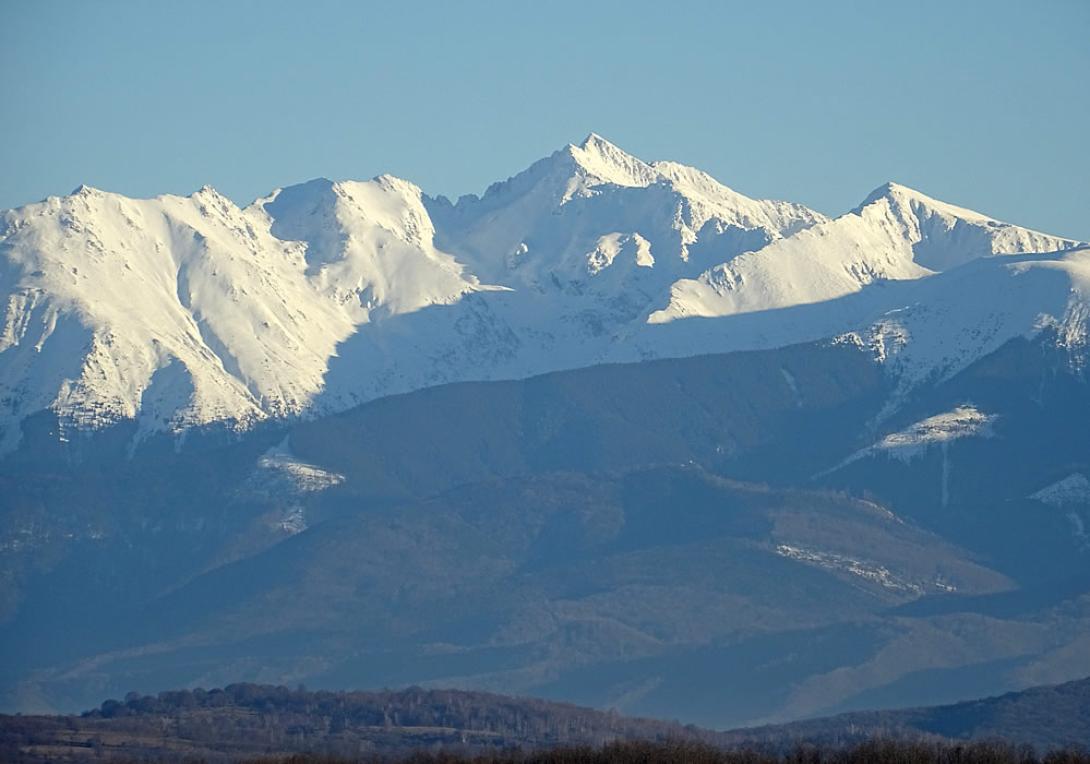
[86,682,703,742]
[3,683,1089,763]
[1,683,715,762]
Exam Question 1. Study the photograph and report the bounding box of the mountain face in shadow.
[1,329,1087,728]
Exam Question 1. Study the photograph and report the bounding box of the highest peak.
[469,133,660,208]
[575,131,619,153]
[568,131,637,161]
[563,132,658,190]
[457,134,826,237]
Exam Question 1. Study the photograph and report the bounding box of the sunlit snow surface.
[241,438,345,535]
[829,405,997,473]
[0,133,1085,452]
[253,439,345,494]
[774,544,956,594]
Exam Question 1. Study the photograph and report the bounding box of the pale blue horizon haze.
[1,0,1088,239]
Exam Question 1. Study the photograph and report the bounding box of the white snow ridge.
[0,134,1085,453]
[827,405,997,472]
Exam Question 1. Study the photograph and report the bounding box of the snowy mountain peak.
[578,131,609,147]
[0,168,489,452]
[650,176,1083,333]
[564,133,660,192]
[70,183,103,197]
[427,135,827,284]
[855,181,1080,271]
[258,174,479,314]
[262,174,438,250]
[1,137,1085,454]
[858,181,994,225]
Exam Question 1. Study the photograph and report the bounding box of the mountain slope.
[0,178,485,451]
[649,182,1078,324]
[0,465,1014,723]
[733,676,1090,750]
[4,327,1089,724]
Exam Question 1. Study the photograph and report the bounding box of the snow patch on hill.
[252,438,346,495]
[774,544,955,594]
[240,438,345,535]
[828,405,997,474]
[1030,474,1090,548]
[1031,473,1090,507]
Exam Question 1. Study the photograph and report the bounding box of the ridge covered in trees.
[0,684,712,762]
[2,680,1090,762]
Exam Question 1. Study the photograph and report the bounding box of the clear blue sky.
[2,0,1088,239]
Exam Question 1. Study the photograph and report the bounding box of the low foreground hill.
[1,678,1088,762]
[734,676,1090,750]
[0,684,714,762]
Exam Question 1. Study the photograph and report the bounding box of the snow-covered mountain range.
[0,133,1084,452]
